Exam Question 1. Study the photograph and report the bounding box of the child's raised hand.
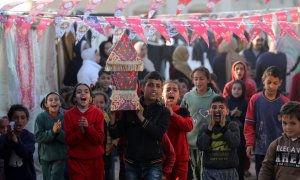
[165,101,174,116]
[208,118,215,131]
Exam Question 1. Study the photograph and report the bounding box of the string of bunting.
[0,1,299,45]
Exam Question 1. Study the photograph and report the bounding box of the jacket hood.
[81,47,97,62]
[231,60,248,81]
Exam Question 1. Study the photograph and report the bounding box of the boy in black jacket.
[197,96,240,180]
[109,71,170,180]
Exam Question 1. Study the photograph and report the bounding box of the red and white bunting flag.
[148,0,165,19]
[249,25,263,43]
[114,0,133,17]
[4,15,16,38]
[206,20,231,43]
[105,17,126,27]
[223,21,248,43]
[176,0,191,15]
[148,19,171,42]
[289,9,298,24]
[206,0,221,13]
[55,18,74,38]
[263,13,273,26]
[188,21,209,46]
[258,22,276,42]
[76,21,90,43]
[0,1,27,12]
[279,22,300,41]
[85,0,106,15]
[29,0,54,16]
[170,20,189,44]
[126,18,147,43]
[275,11,287,22]
[249,15,261,23]
[37,18,54,41]
[57,0,81,17]
[265,0,271,4]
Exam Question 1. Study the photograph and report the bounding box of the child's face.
[11,111,28,133]
[179,82,188,98]
[104,42,112,56]
[0,118,8,135]
[162,82,180,107]
[263,75,282,97]
[75,85,92,109]
[210,102,229,124]
[231,83,243,98]
[94,95,106,111]
[192,71,209,93]
[282,115,300,138]
[234,63,245,80]
[143,79,162,104]
[45,94,61,114]
[98,73,111,90]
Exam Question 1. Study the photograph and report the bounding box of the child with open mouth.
[197,96,240,180]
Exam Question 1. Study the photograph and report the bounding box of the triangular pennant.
[57,0,81,17]
[206,20,231,43]
[105,17,126,27]
[148,0,165,19]
[206,0,221,13]
[222,21,248,43]
[85,16,105,35]
[249,25,263,43]
[278,22,300,41]
[289,9,298,24]
[126,18,148,43]
[55,18,74,38]
[170,20,189,44]
[84,0,106,15]
[0,1,27,12]
[4,15,17,38]
[148,19,171,42]
[76,21,90,43]
[37,18,54,41]
[188,20,209,46]
[263,13,273,26]
[265,0,271,4]
[29,0,54,16]
[114,0,133,17]
[257,22,276,43]
[249,15,261,23]
[176,0,191,15]
[275,11,288,22]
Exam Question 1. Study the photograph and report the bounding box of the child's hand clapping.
[79,117,88,134]
[52,120,62,134]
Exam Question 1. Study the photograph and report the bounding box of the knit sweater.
[258,134,300,180]
[180,87,218,149]
[64,105,105,159]
[34,111,67,162]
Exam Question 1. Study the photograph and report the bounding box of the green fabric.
[34,112,67,161]
[180,88,218,149]
[41,160,66,180]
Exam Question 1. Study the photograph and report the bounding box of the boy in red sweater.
[162,80,193,180]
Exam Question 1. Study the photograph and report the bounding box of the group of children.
[0,62,299,180]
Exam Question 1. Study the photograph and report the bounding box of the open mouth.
[80,97,87,101]
[168,96,174,100]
